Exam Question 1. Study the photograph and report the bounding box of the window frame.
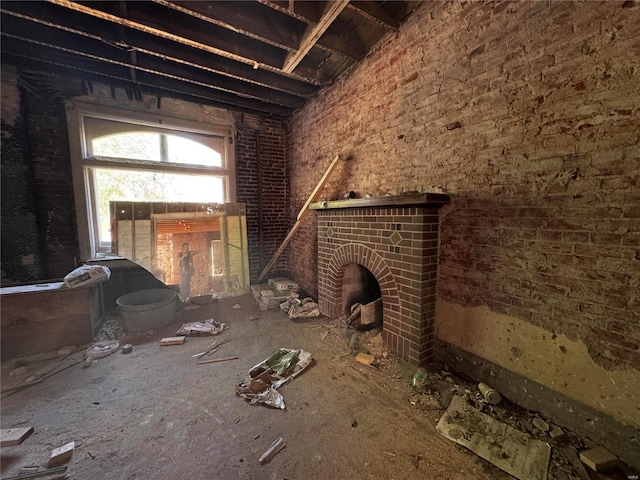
[66,100,236,261]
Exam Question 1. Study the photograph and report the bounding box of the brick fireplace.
[310,193,450,366]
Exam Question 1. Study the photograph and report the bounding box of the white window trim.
[66,100,236,261]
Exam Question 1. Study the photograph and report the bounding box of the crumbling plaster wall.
[286,1,640,429]
[0,72,289,284]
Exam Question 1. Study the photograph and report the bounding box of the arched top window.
[68,108,235,259]
[84,117,224,167]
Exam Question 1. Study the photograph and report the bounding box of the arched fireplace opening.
[342,263,382,330]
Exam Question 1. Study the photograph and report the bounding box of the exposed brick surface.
[234,113,289,282]
[287,2,640,369]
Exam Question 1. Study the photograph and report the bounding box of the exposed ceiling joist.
[1,0,422,118]
[283,0,350,73]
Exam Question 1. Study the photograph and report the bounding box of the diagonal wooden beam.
[348,1,400,31]
[282,0,349,74]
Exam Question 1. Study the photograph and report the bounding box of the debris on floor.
[436,395,551,480]
[47,441,75,467]
[267,277,299,292]
[160,336,186,346]
[175,319,227,336]
[232,304,242,309]
[477,382,502,405]
[279,297,320,319]
[259,436,285,465]
[121,344,133,354]
[85,340,120,360]
[355,352,375,366]
[192,338,232,359]
[196,355,239,365]
[251,283,298,310]
[236,348,313,409]
[580,446,619,472]
[0,426,34,447]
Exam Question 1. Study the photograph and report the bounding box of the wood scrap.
[196,356,239,365]
[160,336,185,346]
[47,441,74,467]
[355,353,375,365]
[256,154,342,283]
[3,466,67,480]
[0,426,34,447]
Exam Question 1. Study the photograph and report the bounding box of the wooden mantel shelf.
[309,193,450,210]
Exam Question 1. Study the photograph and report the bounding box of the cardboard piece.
[437,396,550,480]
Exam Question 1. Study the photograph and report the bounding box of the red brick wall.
[287,2,640,370]
[235,113,289,282]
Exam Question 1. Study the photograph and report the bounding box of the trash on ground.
[478,382,502,405]
[85,340,120,359]
[0,426,34,447]
[160,336,186,346]
[9,366,28,378]
[236,348,313,409]
[580,446,618,472]
[183,304,201,311]
[196,355,239,365]
[121,344,133,354]
[232,303,242,309]
[413,367,427,389]
[549,425,564,439]
[63,264,111,288]
[437,395,550,480]
[532,417,550,432]
[249,314,260,321]
[279,297,320,319]
[175,319,227,336]
[259,436,285,465]
[47,441,75,467]
[355,353,375,366]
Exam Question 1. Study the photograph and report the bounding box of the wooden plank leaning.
[256,154,342,283]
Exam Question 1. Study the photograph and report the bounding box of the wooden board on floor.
[160,336,185,346]
[1,426,34,447]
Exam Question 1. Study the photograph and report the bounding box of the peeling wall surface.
[286,1,640,429]
[437,300,640,427]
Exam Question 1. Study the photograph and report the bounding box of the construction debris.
[267,277,299,291]
[0,427,34,447]
[47,441,75,467]
[160,336,186,346]
[85,340,120,360]
[121,344,133,354]
[279,297,320,319]
[175,319,227,336]
[236,348,313,409]
[477,382,502,405]
[580,446,619,472]
[355,353,375,366]
[251,283,297,310]
[437,396,551,480]
[259,436,285,465]
[196,356,239,365]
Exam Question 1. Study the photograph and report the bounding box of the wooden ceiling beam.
[348,1,400,31]
[155,1,303,52]
[283,0,350,73]
[46,0,289,73]
[2,42,291,117]
[1,21,305,108]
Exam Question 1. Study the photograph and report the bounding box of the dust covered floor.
[0,295,633,479]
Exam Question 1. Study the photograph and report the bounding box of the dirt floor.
[1,294,636,480]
